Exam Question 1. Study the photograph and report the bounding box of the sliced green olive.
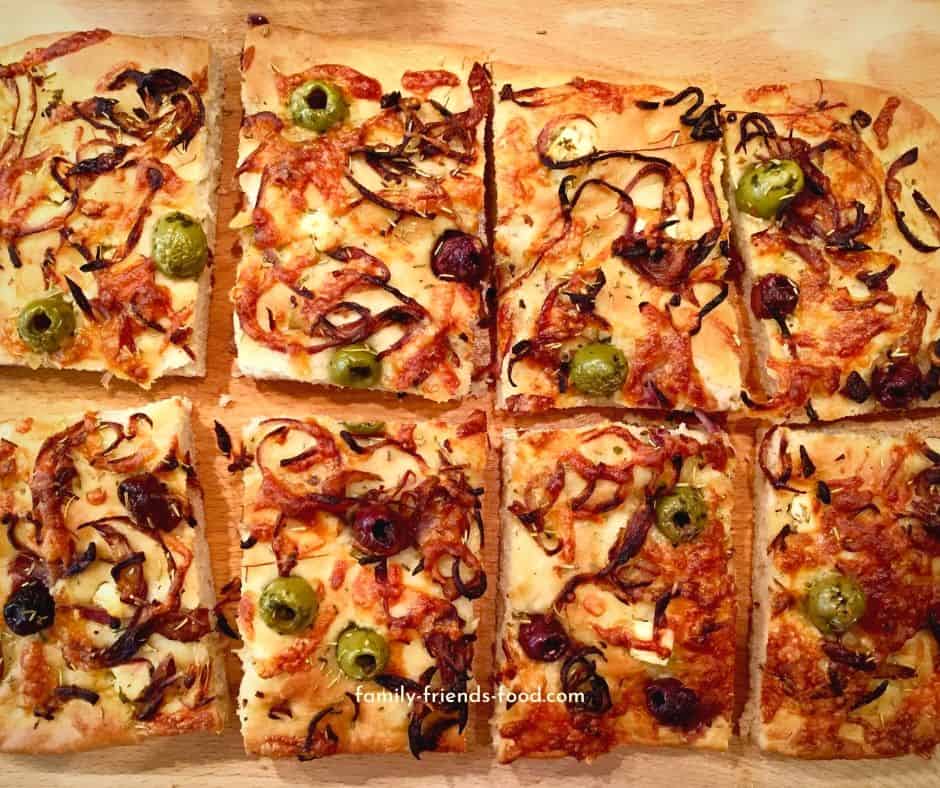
[341,421,386,436]
[329,344,381,388]
[258,575,318,635]
[17,291,76,353]
[734,159,805,219]
[336,626,389,680]
[568,342,627,397]
[655,485,708,545]
[805,572,866,635]
[152,212,208,279]
[289,80,349,132]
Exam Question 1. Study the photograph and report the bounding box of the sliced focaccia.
[231,26,490,402]
[726,81,940,421]
[0,396,228,753]
[494,420,736,762]
[493,64,743,413]
[748,424,940,757]
[236,411,487,758]
[0,30,222,386]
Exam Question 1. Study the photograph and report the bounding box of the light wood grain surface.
[2,1,940,786]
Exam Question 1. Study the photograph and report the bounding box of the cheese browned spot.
[231,27,490,402]
[236,411,487,759]
[0,31,221,385]
[494,420,735,763]
[749,426,940,759]
[0,397,228,754]
[493,67,743,413]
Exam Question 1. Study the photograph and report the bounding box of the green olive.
[568,342,627,397]
[735,159,805,219]
[258,576,318,635]
[336,626,389,680]
[805,572,866,635]
[655,485,708,545]
[341,421,386,436]
[289,80,349,132]
[17,291,76,353]
[329,344,381,388]
[152,212,208,279]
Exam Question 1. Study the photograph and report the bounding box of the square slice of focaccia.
[236,411,487,758]
[726,81,940,422]
[0,30,222,386]
[231,25,490,402]
[494,420,736,762]
[0,396,228,753]
[492,65,743,414]
[748,425,940,757]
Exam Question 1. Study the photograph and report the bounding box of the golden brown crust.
[492,62,743,413]
[0,397,227,754]
[752,424,940,758]
[236,410,487,758]
[727,79,940,422]
[493,420,735,762]
[231,26,490,402]
[0,30,220,386]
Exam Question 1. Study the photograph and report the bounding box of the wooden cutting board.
[2,1,940,785]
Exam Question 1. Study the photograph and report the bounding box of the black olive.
[871,359,923,409]
[750,273,799,319]
[518,614,569,661]
[430,230,488,285]
[4,580,55,635]
[645,677,698,727]
[840,370,871,403]
[350,503,414,557]
[117,472,181,531]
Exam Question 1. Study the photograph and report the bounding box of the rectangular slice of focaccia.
[494,420,736,762]
[747,424,940,757]
[726,81,940,422]
[236,411,487,758]
[0,30,222,386]
[0,396,228,753]
[492,65,743,413]
[231,25,490,402]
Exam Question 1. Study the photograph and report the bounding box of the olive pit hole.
[30,312,52,332]
[306,88,328,110]
[356,653,377,674]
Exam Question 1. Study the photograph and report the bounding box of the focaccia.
[493,65,743,413]
[726,81,940,422]
[747,424,940,757]
[236,411,487,758]
[494,419,736,762]
[0,30,222,386]
[231,26,490,402]
[0,396,228,753]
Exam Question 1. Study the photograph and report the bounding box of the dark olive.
[118,473,181,532]
[336,626,389,679]
[871,359,923,409]
[735,159,805,219]
[4,580,55,636]
[289,80,348,132]
[645,677,699,727]
[430,230,488,285]
[655,486,708,545]
[568,342,628,397]
[518,614,569,662]
[751,273,799,319]
[805,572,866,635]
[258,576,319,635]
[350,503,414,557]
[17,291,76,353]
[152,212,208,279]
[328,344,381,388]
